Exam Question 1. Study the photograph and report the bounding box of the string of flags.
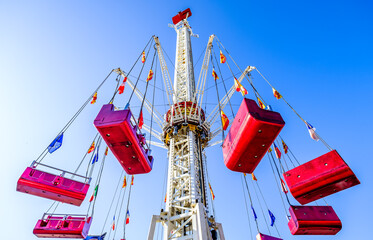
[131,175,134,185]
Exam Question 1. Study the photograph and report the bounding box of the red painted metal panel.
[16,167,89,206]
[222,98,285,173]
[256,233,283,240]
[172,8,192,25]
[33,216,92,238]
[288,206,342,235]
[94,104,153,175]
[283,150,360,204]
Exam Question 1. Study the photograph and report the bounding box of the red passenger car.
[223,98,285,173]
[283,150,360,204]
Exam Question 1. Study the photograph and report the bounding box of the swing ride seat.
[256,233,283,240]
[172,8,192,25]
[94,104,153,175]
[283,150,360,205]
[222,98,285,173]
[17,166,90,206]
[33,214,92,238]
[287,205,342,235]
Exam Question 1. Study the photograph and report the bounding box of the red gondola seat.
[222,98,285,173]
[288,205,342,235]
[256,233,282,240]
[94,104,153,174]
[17,164,90,206]
[33,214,92,238]
[283,150,360,205]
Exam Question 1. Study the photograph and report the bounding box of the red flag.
[87,141,95,154]
[221,110,229,130]
[90,92,97,104]
[118,81,125,94]
[220,50,226,64]
[131,175,134,185]
[147,69,154,81]
[281,178,288,193]
[282,140,288,154]
[112,216,115,230]
[257,98,265,109]
[272,88,282,99]
[164,194,167,203]
[141,51,145,63]
[138,111,144,129]
[212,68,219,80]
[274,143,281,159]
[125,210,130,224]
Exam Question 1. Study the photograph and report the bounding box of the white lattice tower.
[147,10,226,240]
[162,17,211,240]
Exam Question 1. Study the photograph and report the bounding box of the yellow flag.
[208,183,215,200]
[251,173,257,181]
[122,176,127,188]
[272,88,282,99]
[221,110,229,130]
[87,141,95,153]
[104,147,109,156]
[212,68,219,80]
[257,98,265,109]
[90,92,97,104]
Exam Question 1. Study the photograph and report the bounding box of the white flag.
[306,121,319,141]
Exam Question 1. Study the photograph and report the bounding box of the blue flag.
[268,209,276,226]
[251,205,257,220]
[91,150,99,164]
[48,133,64,153]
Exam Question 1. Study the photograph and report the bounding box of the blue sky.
[1,1,372,239]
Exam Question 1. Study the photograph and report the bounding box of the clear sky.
[1,1,372,239]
